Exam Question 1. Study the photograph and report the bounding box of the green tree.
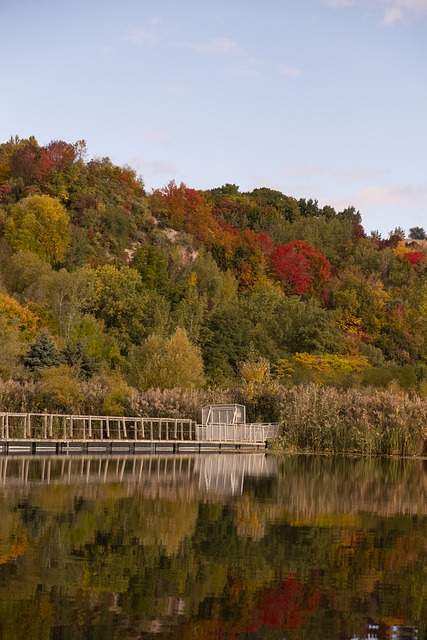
[48,267,95,339]
[200,310,254,382]
[329,268,389,342]
[23,331,61,371]
[239,280,286,360]
[278,296,344,355]
[132,245,169,293]
[40,365,83,412]
[128,328,204,390]
[409,226,427,240]
[172,274,207,342]
[0,251,53,302]
[5,195,71,265]
[188,250,238,312]
[88,265,169,349]
[0,316,26,379]
[249,187,300,222]
[62,340,99,379]
[71,313,125,371]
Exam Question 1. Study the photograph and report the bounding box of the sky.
[1,0,426,236]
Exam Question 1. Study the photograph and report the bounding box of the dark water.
[0,453,425,639]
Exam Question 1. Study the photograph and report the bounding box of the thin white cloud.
[314,185,427,222]
[179,36,241,55]
[281,163,385,185]
[379,0,427,23]
[125,20,163,46]
[322,0,427,23]
[225,58,265,77]
[382,5,406,23]
[351,185,427,208]
[278,64,302,78]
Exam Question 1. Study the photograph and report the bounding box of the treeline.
[1,135,427,424]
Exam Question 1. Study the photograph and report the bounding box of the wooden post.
[49,414,53,438]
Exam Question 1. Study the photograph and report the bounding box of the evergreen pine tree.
[23,332,61,371]
[62,341,98,379]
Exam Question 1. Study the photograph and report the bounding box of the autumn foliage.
[404,251,425,265]
[1,134,427,408]
[270,240,331,296]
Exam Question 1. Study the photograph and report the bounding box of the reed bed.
[275,383,427,456]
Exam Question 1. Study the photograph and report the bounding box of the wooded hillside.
[1,135,427,419]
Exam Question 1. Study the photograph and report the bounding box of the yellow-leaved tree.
[128,328,205,390]
[5,194,71,265]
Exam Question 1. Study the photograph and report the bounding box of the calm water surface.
[0,453,425,639]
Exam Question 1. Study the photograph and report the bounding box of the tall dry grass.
[0,378,234,423]
[275,383,427,456]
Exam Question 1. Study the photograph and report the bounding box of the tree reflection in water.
[0,453,424,639]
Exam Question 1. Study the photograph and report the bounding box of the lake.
[0,453,425,639]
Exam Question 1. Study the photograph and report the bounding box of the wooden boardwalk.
[0,412,279,455]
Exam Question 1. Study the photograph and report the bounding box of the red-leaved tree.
[404,251,425,265]
[270,240,330,296]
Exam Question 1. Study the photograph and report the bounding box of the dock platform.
[0,411,280,455]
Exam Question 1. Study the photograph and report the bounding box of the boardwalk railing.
[196,423,279,443]
[0,413,196,441]
[0,413,279,444]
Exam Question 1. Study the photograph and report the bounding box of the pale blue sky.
[1,0,426,236]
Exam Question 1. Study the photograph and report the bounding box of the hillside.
[1,135,427,420]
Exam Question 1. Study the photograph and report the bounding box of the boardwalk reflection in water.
[0,453,278,497]
[0,454,424,639]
